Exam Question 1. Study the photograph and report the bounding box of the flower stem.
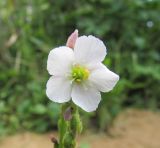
[56,102,82,148]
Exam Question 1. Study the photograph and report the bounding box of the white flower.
[46,34,119,112]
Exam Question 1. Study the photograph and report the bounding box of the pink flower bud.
[66,29,78,49]
[63,107,73,121]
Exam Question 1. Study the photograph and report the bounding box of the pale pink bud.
[66,29,78,49]
[63,107,73,121]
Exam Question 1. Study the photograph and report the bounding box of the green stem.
[56,102,83,148]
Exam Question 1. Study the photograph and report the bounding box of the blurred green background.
[0,0,159,136]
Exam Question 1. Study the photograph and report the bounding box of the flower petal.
[74,35,107,65]
[71,84,101,112]
[46,76,72,103]
[47,46,74,76]
[89,63,119,92]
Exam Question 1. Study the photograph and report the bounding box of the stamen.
[71,65,90,83]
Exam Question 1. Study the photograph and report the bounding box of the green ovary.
[71,65,90,83]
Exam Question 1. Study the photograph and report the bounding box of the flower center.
[71,65,90,83]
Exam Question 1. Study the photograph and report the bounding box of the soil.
[0,109,160,148]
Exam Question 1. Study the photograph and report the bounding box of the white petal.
[46,76,72,103]
[47,46,74,76]
[89,63,119,92]
[71,84,101,112]
[74,35,106,65]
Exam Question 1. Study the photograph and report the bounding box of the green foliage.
[0,0,160,135]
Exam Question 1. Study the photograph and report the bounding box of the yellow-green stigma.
[71,65,90,83]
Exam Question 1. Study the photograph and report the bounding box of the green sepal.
[63,132,76,148]
[70,109,83,135]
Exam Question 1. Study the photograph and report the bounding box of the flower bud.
[71,112,83,136]
[63,107,73,121]
[63,131,76,147]
[50,136,59,148]
[66,29,78,49]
